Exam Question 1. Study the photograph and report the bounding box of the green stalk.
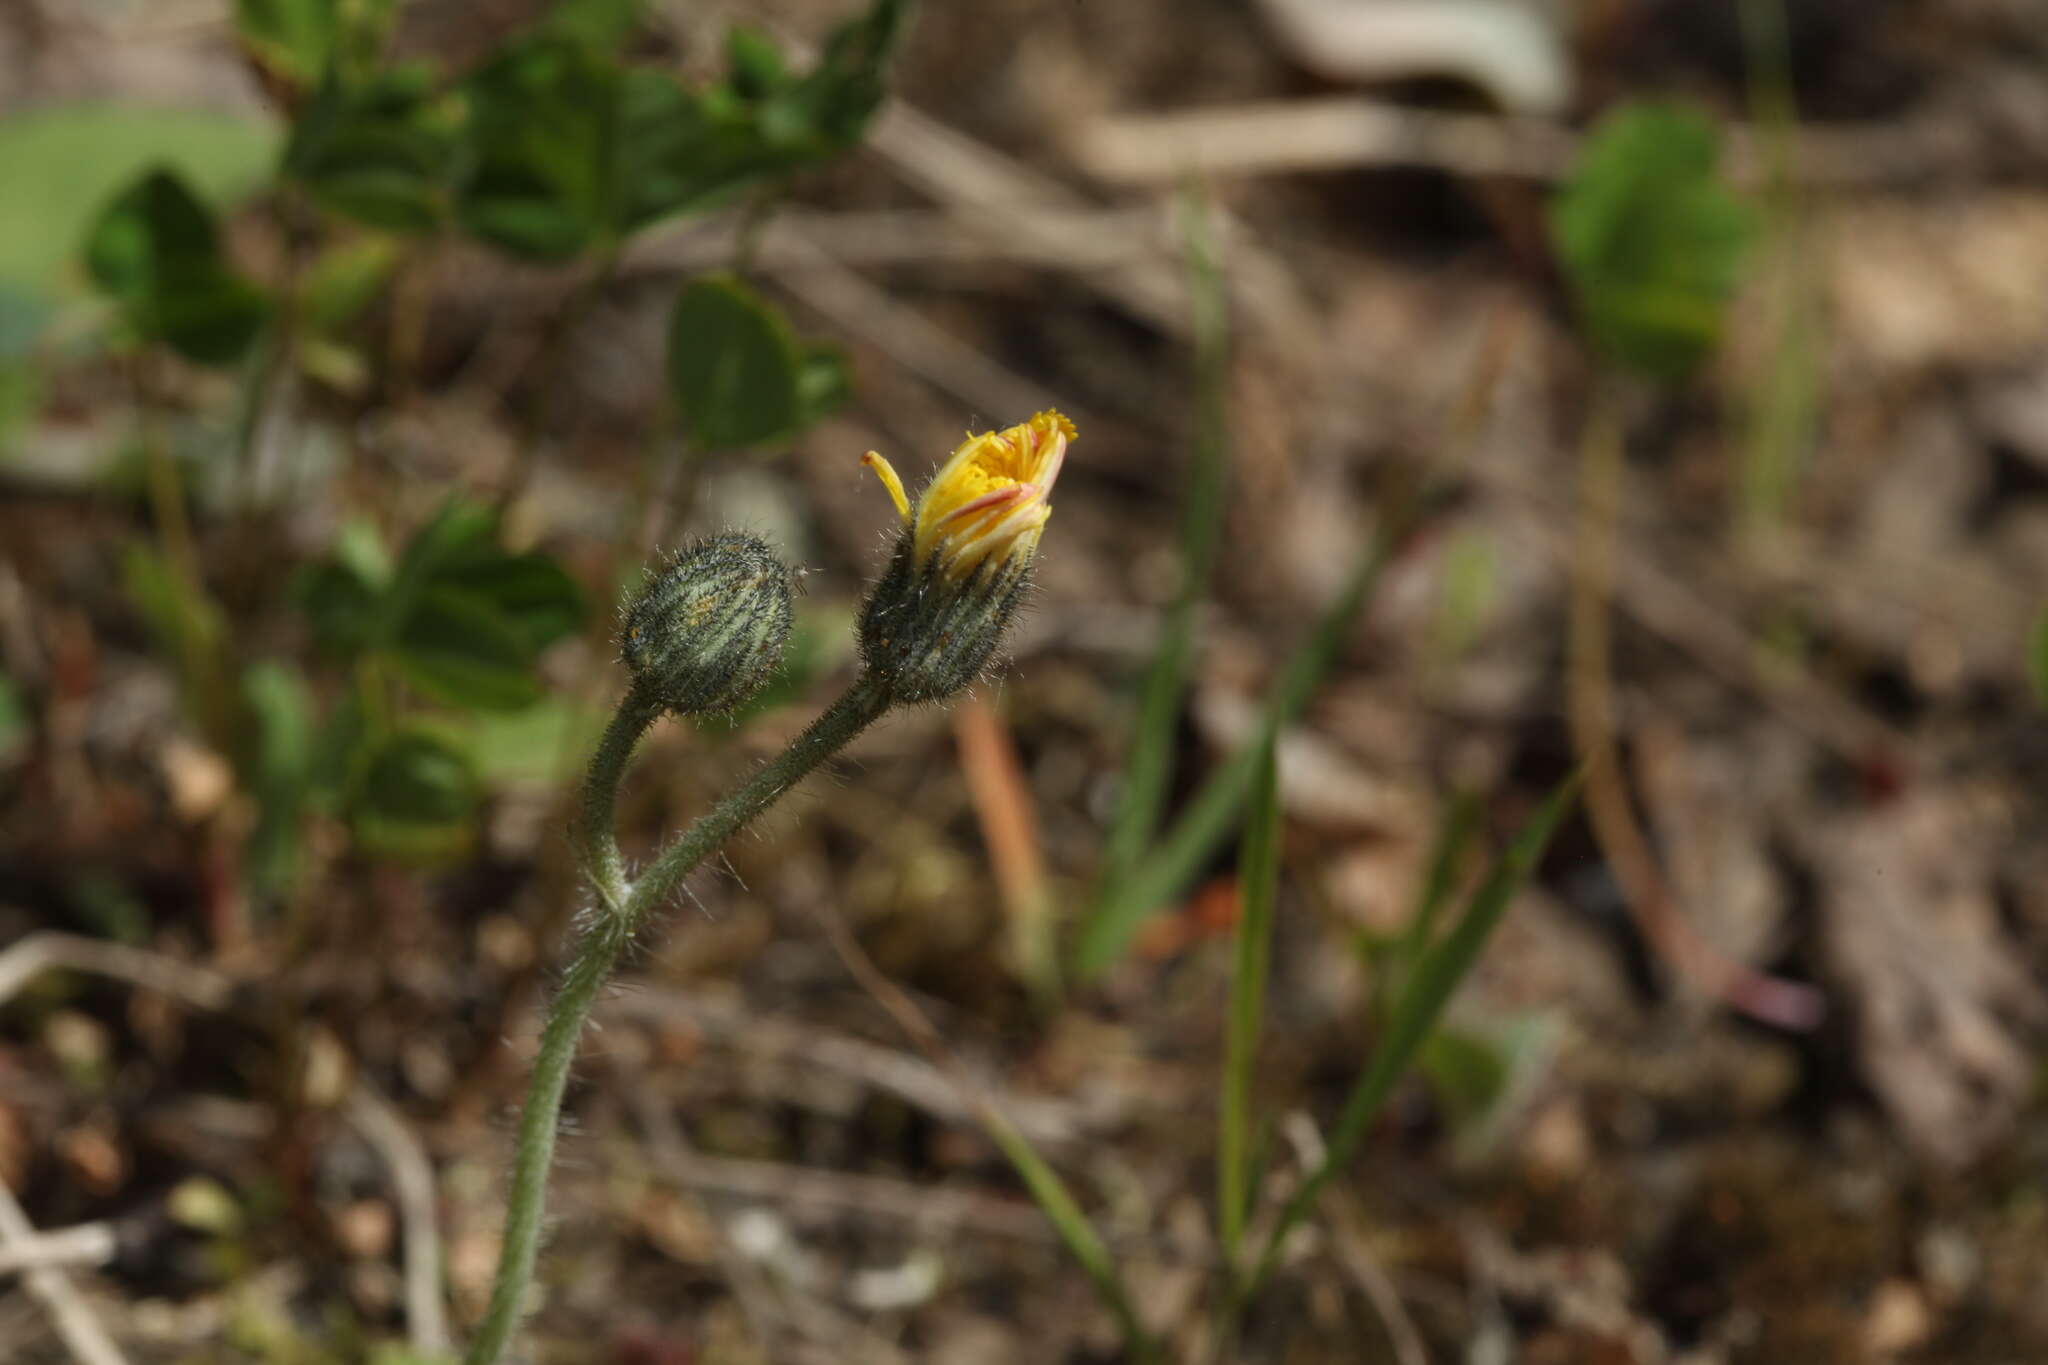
[1236,774,1579,1304]
[1217,738,1280,1263]
[1077,511,1405,978]
[986,1118,1152,1358]
[464,673,894,1365]
[577,681,661,910]
[1098,193,1232,886]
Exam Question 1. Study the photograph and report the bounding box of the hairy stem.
[577,682,661,910]
[465,673,894,1365]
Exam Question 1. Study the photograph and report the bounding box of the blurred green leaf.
[353,726,479,859]
[434,552,586,652]
[84,168,269,365]
[1392,791,1482,981]
[240,659,314,895]
[438,698,598,783]
[1551,103,1755,379]
[455,37,620,260]
[1218,737,1280,1261]
[0,106,274,305]
[297,556,386,656]
[1422,1013,1557,1163]
[1247,771,1581,1296]
[242,659,315,790]
[613,68,756,232]
[122,538,223,670]
[300,502,580,707]
[794,343,852,423]
[397,498,498,567]
[1098,196,1231,903]
[1418,1025,1508,1134]
[1077,518,1405,978]
[392,586,543,711]
[287,68,456,233]
[299,235,402,332]
[725,27,790,100]
[456,1,908,260]
[665,274,809,450]
[335,517,393,585]
[235,0,337,86]
[540,0,646,49]
[0,362,38,455]
[770,0,909,150]
[0,671,25,767]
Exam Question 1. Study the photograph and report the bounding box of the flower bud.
[622,533,793,715]
[857,411,1073,703]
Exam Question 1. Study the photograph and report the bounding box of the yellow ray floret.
[862,410,1075,582]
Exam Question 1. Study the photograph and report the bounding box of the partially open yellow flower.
[855,411,1075,702]
[861,410,1074,584]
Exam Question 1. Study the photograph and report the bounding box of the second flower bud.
[623,533,794,716]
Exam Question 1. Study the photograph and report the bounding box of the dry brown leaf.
[1811,787,2043,1166]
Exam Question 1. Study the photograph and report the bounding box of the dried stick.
[0,1183,128,1365]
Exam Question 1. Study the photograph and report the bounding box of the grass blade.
[1390,790,1483,985]
[1076,510,1406,978]
[1099,191,1232,886]
[1218,736,1281,1262]
[984,1116,1152,1360]
[1245,771,1581,1297]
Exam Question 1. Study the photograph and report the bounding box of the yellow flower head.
[861,410,1074,583]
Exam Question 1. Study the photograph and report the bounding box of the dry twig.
[0,1183,128,1365]
[602,985,1090,1148]
[0,1221,119,1277]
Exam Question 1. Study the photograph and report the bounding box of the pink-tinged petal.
[940,484,1028,526]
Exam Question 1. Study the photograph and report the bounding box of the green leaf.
[83,167,269,365]
[455,1,906,259]
[1077,519,1405,978]
[539,0,646,50]
[1246,772,1581,1297]
[613,69,751,231]
[1420,1013,1557,1162]
[1392,791,1482,982]
[1418,1026,1509,1135]
[438,698,601,784]
[0,105,275,307]
[1218,737,1281,1262]
[287,69,456,233]
[725,27,790,100]
[757,0,910,151]
[235,0,338,87]
[2030,608,2048,708]
[1098,197,1231,898]
[1551,102,1756,379]
[122,538,223,669]
[297,556,386,656]
[665,274,808,450]
[455,37,620,260]
[434,551,586,652]
[85,169,226,300]
[793,343,852,423]
[0,671,26,767]
[394,499,499,578]
[353,726,480,860]
[240,659,314,895]
[313,500,577,698]
[299,235,402,332]
[392,586,543,711]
